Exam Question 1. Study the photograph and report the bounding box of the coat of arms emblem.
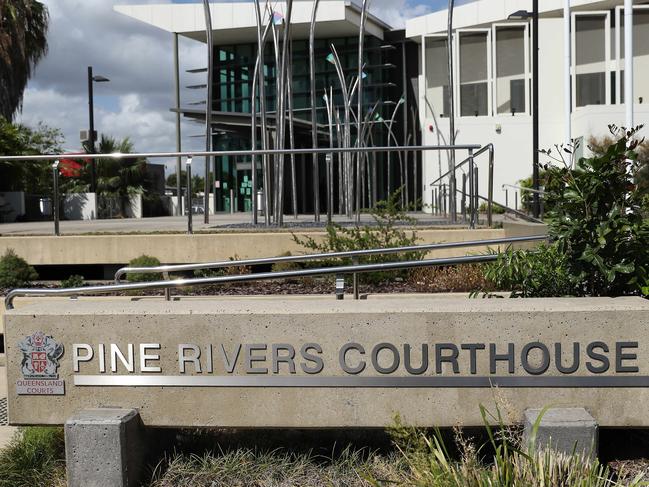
[18,332,64,380]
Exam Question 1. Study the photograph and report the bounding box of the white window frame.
[456,28,492,118]
[614,4,649,105]
[422,33,451,121]
[571,10,611,110]
[491,22,530,117]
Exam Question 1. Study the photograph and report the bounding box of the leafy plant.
[482,244,574,298]
[293,189,422,284]
[542,125,649,296]
[0,248,37,288]
[126,254,161,283]
[383,406,643,487]
[0,427,66,487]
[0,117,63,194]
[61,274,84,288]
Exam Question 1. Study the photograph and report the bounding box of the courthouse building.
[115,0,649,214]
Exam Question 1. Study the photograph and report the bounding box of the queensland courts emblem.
[16,332,65,395]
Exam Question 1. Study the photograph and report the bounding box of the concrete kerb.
[65,408,145,487]
[523,408,598,459]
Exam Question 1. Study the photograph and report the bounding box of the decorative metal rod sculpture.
[253,0,271,226]
[202,0,214,223]
[385,95,405,202]
[447,0,457,222]
[251,18,273,225]
[286,41,298,219]
[355,0,370,223]
[309,0,322,222]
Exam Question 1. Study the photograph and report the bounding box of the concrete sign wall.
[5,296,649,427]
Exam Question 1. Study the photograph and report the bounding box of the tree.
[64,135,147,217]
[166,171,207,197]
[0,0,49,120]
[0,116,63,193]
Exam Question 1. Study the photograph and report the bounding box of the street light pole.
[87,66,110,194]
[87,66,96,192]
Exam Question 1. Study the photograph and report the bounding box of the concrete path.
[0,212,492,236]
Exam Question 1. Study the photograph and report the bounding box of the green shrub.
[271,252,302,273]
[543,125,649,296]
[0,249,38,288]
[479,202,505,214]
[126,255,162,283]
[482,244,574,298]
[0,427,66,487]
[383,406,642,486]
[61,274,84,288]
[293,189,422,284]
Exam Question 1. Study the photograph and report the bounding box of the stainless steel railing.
[5,235,547,309]
[0,144,485,235]
[115,234,546,284]
[429,144,494,229]
[4,254,497,310]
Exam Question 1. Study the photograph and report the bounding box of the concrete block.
[523,408,598,458]
[65,408,144,487]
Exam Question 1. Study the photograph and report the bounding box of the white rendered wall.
[419,12,649,213]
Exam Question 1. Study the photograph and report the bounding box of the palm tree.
[94,136,147,217]
[63,135,147,217]
[0,0,49,121]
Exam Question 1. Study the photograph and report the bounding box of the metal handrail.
[429,143,494,228]
[429,144,493,187]
[0,145,481,162]
[502,183,547,195]
[0,144,489,235]
[114,235,547,283]
[5,253,503,310]
[456,188,544,224]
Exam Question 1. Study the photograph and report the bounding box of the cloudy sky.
[17,0,451,174]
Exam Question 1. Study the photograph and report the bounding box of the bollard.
[186,156,193,235]
[473,166,479,227]
[335,275,345,300]
[52,160,60,237]
[523,408,598,459]
[468,148,475,229]
[461,173,467,223]
[352,257,359,300]
[65,409,145,487]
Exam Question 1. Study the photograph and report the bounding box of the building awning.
[176,108,331,140]
[115,1,393,44]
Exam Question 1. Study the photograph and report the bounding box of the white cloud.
[17,0,206,174]
[370,0,432,28]
[16,0,434,175]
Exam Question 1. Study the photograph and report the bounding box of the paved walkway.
[0,212,493,236]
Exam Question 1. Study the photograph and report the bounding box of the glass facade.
[208,35,407,213]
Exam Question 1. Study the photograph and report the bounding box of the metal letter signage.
[5,297,649,427]
[16,332,65,395]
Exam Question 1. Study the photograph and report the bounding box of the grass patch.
[0,427,66,487]
[148,446,404,487]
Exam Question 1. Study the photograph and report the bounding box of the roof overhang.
[406,0,631,40]
[115,1,392,43]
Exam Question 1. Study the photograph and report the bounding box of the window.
[459,31,489,116]
[494,26,527,115]
[424,36,450,117]
[617,7,649,105]
[573,13,609,107]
